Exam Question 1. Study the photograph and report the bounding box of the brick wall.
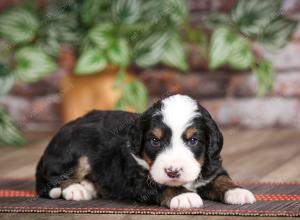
[0,0,300,129]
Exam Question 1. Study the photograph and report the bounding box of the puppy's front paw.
[62,183,93,201]
[169,192,203,209]
[225,188,256,205]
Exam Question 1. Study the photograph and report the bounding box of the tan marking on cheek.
[185,127,197,139]
[152,127,163,139]
[142,151,154,167]
[197,154,205,166]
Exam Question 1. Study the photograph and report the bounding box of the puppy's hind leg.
[35,156,74,199]
[60,156,98,201]
[36,155,97,201]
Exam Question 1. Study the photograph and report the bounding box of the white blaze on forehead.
[161,94,199,135]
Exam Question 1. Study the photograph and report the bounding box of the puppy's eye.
[187,138,198,146]
[150,138,161,147]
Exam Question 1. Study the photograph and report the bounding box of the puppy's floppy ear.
[128,117,144,156]
[198,104,223,178]
[127,103,158,156]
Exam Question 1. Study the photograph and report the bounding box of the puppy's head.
[128,94,223,187]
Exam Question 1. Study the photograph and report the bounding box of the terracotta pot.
[58,47,135,123]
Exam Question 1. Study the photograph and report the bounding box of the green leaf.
[209,28,253,69]
[204,13,233,28]
[114,96,126,110]
[15,47,57,83]
[228,37,253,69]
[81,0,110,25]
[89,23,115,49]
[139,0,187,28]
[161,34,188,71]
[112,0,141,24]
[0,8,39,44]
[0,108,26,146]
[164,0,188,26]
[123,80,148,112]
[0,64,15,96]
[113,68,126,89]
[258,16,298,51]
[74,49,107,75]
[107,38,130,67]
[41,12,81,46]
[253,59,275,96]
[209,28,236,69]
[0,40,13,66]
[134,32,169,67]
[232,0,282,36]
[36,38,61,57]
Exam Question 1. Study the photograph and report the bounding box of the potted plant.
[0,0,189,144]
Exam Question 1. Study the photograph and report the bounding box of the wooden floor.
[0,128,299,220]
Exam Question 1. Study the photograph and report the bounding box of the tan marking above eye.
[185,127,197,139]
[152,127,163,139]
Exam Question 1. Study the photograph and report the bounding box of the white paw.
[80,180,98,198]
[170,192,203,209]
[225,188,256,205]
[49,187,62,199]
[62,183,93,201]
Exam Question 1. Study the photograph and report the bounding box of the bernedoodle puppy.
[36,94,256,208]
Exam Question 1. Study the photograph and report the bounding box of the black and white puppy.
[36,94,256,208]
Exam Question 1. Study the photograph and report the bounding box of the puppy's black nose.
[165,167,181,178]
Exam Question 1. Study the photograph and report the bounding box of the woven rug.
[0,179,299,217]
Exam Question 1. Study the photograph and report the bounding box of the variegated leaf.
[107,38,130,67]
[134,32,169,67]
[258,16,298,51]
[75,49,107,75]
[15,47,57,83]
[161,34,188,71]
[0,8,39,44]
[112,0,141,24]
[0,64,15,96]
[123,80,148,112]
[228,36,253,69]
[232,0,282,36]
[209,28,235,69]
[89,23,114,49]
[0,108,26,145]
[253,59,275,96]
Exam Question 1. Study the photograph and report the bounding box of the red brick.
[283,0,300,13]
[0,94,61,130]
[142,69,300,98]
[262,41,300,71]
[201,98,300,128]
[187,0,211,12]
[229,71,300,97]
[11,75,60,98]
[30,95,61,123]
[0,95,31,128]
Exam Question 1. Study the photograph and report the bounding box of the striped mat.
[0,179,299,217]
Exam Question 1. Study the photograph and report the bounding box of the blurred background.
[0,0,299,180]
